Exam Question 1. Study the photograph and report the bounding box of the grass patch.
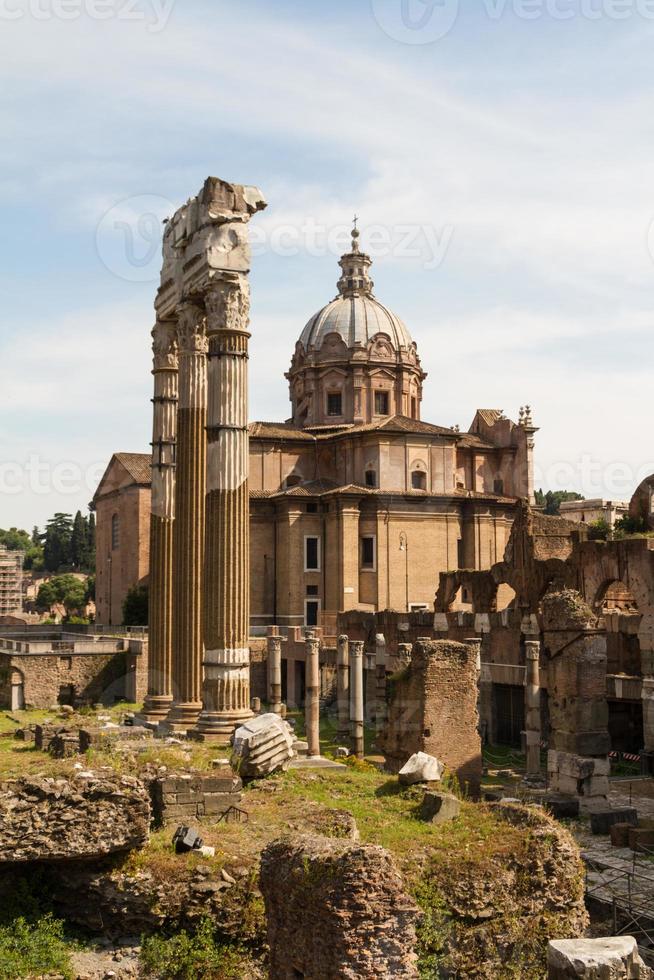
[139,916,255,980]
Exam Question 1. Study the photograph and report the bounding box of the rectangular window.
[327,392,342,416]
[374,391,389,416]
[365,470,377,487]
[411,396,417,419]
[305,599,320,628]
[306,584,319,596]
[361,535,376,570]
[304,535,320,571]
[306,501,318,513]
[409,603,429,612]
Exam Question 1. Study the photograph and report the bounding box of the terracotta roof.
[249,422,315,442]
[114,453,152,485]
[270,479,339,498]
[475,409,504,426]
[457,432,504,450]
[314,415,457,440]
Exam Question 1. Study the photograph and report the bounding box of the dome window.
[374,391,389,416]
[411,471,427,491]
[365,469,377,488]
[327,392,342,417]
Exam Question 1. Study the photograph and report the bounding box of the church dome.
[287,220,426,429]
[298,223,414,353]
[299,294,413,352]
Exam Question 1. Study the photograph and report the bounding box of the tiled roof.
[249,422,315,442]
[270,479,340,498]
[115,453,152,485]
[476,409,504,426]
[457,433,503,450]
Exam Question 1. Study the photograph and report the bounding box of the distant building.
[559,498,629,528]
[92,453,151,625]
[94,228,539,629]
[0,546,24,617]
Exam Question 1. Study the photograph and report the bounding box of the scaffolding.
[0,546,24,616]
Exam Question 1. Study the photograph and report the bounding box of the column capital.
[176,301,208,354]
[152,319,178,372]
[525,639,541,660]
[349,639,365,656]
[204,275,250,335]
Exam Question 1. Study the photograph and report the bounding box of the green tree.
[122,584,148,626]
[587,518,610,541]
[0,526,43,570]
[86,512,96,571]
[70,511,87,570]
[43,513,74,572]
[534,489,585,516]
[36,574,87,615]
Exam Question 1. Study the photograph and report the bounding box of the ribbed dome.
[299,294,413,352]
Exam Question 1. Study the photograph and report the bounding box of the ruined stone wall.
[260,834,420,980]
[0,650,141,709]
[380,639,482,794]
[0,773,149,863]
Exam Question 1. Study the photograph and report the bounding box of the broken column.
[547,937,652,979]
[267,629,283,715]
[544,590,609,801]
[260,835,420,979]
[524,637,541,774]
[350,639,365,759]
[142,319,178,721]
[166,300,207,730]
[305,630,321,757]
[196,272,255,739]
[378,639,483,796]
[154,178,266,735]
[336,634,349,740]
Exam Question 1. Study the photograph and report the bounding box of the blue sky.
[1,0,654,529]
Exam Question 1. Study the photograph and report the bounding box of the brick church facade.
[94,226,536,627]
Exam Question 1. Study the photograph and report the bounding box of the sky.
[1,0,654,530]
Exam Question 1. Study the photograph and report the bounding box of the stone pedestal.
[166,302,207,730]
[524,638,541,773]
[336,634,349,740]
[142,319,177,721]
[305,631,321,758]
[547,937,652,978]
[196,277,253,741]
[350,639,365,759]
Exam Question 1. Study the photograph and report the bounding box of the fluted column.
[268,631,283,715]
[305,629,321,757]
[336,634,350,739]
[143,320,178,721]
[350,639,365,759]
[525,639,541,773]
[196,275,253,739]
[166,301,207,729]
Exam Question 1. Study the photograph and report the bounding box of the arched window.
[365,469,377,488]
[411,470,427,491]
[111,513,120,550]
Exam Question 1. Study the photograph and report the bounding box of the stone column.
[465,636,484,744]
[142,319,178,721]
[166,301,207,730]
[305,630,321,757]
[350,639,365,759]
[375,633,388,736]
[196,276,253,740]
[525,638,541,774]
[336,634,350,740]
[268,632,283,715]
